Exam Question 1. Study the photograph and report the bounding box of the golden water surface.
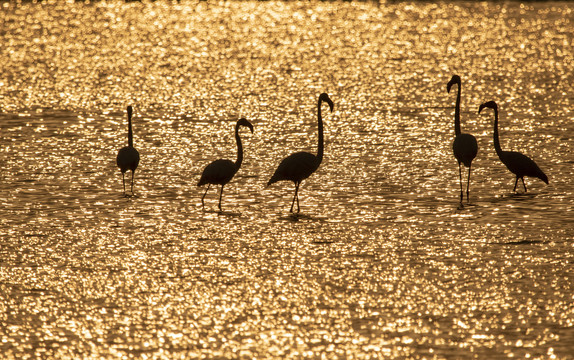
[1,1,573,358]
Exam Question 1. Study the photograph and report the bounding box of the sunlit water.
[1,1,573,358]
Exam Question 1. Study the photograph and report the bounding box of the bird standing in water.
[116,106,140,196]
[447,75,478,204]
[267,93,334,213]
[478,100,548,192]
[198,118,254,212]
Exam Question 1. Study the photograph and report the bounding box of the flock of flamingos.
[116,75,548,213]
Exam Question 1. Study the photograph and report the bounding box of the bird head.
[446,75,461,94]
[319,93,334,112]
[478,101,497,114]
[237,118,254,133]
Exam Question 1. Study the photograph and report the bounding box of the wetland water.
[1,1,573,358]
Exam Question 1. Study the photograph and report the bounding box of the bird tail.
[532,164,549,185]
[267,174,280,187]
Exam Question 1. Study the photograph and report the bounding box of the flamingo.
[447,75,478,204]
[116,106,140,196]
[198,118,254,211]
[267,93,334,213]
[478,101,548,192]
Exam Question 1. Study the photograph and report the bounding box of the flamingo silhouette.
[116,106,140,196]
[198,118,254,211]
[478,101,548,192]
[447,75,478,204]
[267,93,334,213]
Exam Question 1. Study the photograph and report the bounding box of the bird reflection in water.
[267,93,334,214]
[116,105,140,197]
[198,118,254,212]
[479,101,548,192]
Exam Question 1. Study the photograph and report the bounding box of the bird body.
[447,75,478,203]
[267,93,334,213]
[198,159,237,186]
[116,106,140,196]
[453,133,478,168]
[267,151,319,186]
[117,146,140,173]
[498,151,548,184]
[478,100,548,192]
[198,118,254,211]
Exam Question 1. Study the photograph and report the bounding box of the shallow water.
[1,1,573,359]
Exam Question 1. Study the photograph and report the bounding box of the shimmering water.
[1,1,573,358]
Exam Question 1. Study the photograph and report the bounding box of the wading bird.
[448,75,478,204]
[267,93,334,213]
[116,106,140,196]
[478,101,548,192]
[198,118,254,211]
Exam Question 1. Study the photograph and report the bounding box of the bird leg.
[466,164,472,203]
[295,182,301,213]
[121,172,126,196]
[513,177,519,192]
[290,182,300,213]
[201,184,210,208]
[130,170,135,195]
[218,185,224,212]
[521,177,527,192]
[458,162,463,203]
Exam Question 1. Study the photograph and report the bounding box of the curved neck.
[316,97,324,163]
[454,82,461,136]
[493,107,502,155]
[128,114,134,147]
[234,125,243,170]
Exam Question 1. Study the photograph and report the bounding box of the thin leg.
[521,177,527,192]
[297,182,301,214]
[466,164,472,203]
[290,182,299,213]
[130,170,135,194]
[218,185,224,212]
[121,172,126,195]
[458,162,463,203]
[513,177,519,192]
[201,184,210,208]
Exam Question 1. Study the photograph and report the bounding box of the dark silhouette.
[447,75,478,204]
[478,101,548,192]
[116,106,140,196]
[198,118,254,211]
[267,93,334,213]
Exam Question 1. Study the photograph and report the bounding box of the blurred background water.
[1,1,573,358]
